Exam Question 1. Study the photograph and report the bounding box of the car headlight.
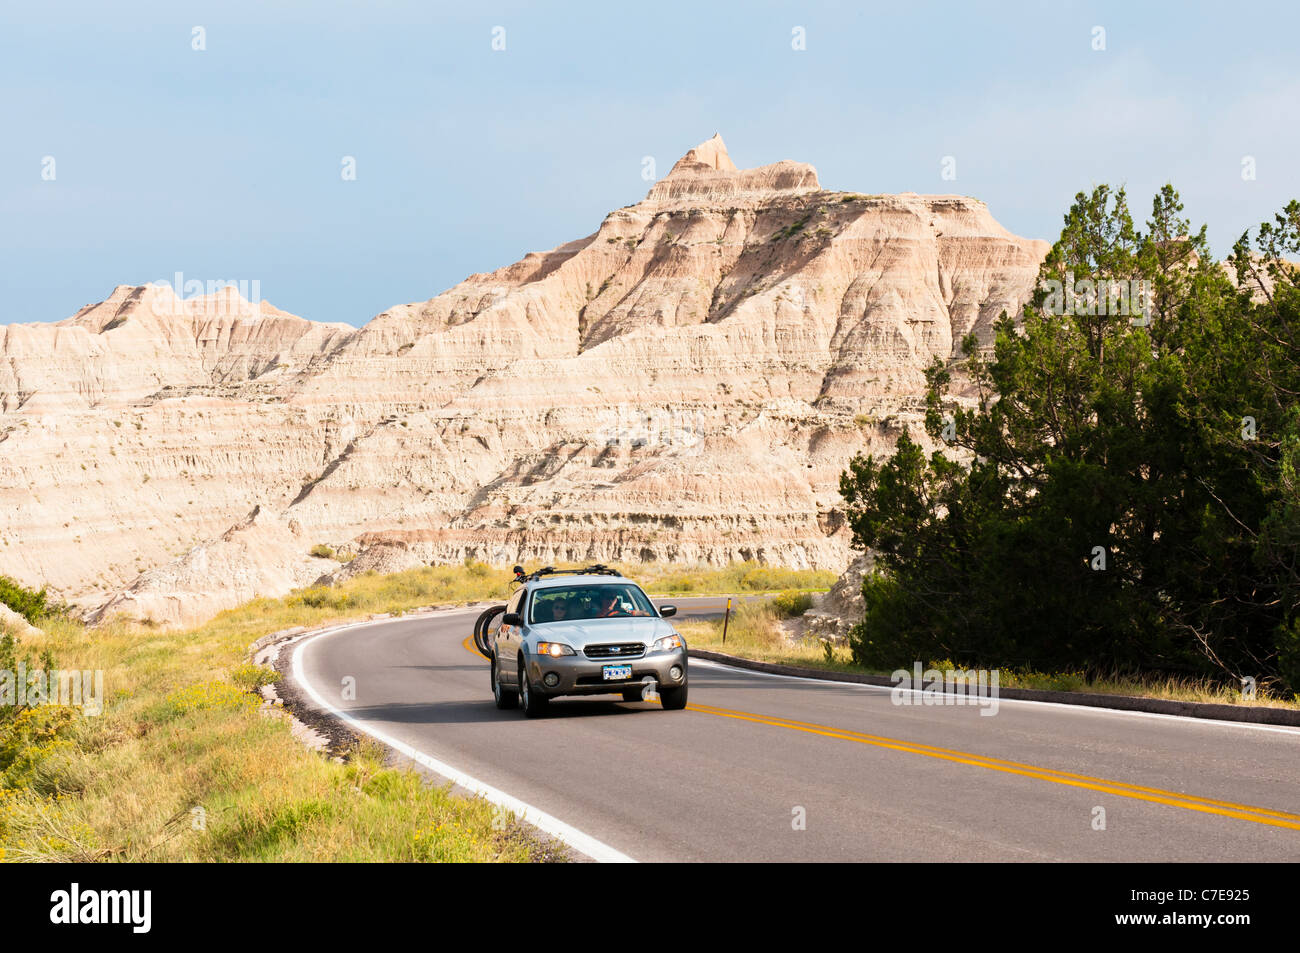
[536,641,576,657]
[652,633,684,653]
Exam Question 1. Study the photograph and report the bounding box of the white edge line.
[690,658,1300,737]
[289,616,637,864]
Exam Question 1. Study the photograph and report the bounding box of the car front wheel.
[659,681,688,710]
[519,661,549,718]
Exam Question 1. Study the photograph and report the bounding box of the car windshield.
[529,583,656,624]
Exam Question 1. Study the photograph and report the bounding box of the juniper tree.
[841,187,1300,691]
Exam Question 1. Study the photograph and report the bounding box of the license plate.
[602,664,632,681]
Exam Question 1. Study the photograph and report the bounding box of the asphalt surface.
[294,600,1300,862]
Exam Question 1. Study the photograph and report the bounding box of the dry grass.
[627,561,835,596]
[0,564,557,862]
[677,598,863,673]
[989,667,1300,709]
[679,604,1300,710]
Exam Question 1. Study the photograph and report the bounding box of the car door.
[500,587,526,681]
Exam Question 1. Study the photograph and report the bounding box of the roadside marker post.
[722,597,732,644]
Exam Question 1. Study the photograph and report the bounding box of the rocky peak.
[645,133,821,208]
[673,132,739,173]
[0,284,355,413]
[62,283,304,329]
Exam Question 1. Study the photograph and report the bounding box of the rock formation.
[0,135,1049,627]
[803,552,874,643]
[0,602,42,638]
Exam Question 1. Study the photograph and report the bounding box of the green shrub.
[0,632,74,793]
[0,706,78,792]
[229,663,279,692]
[288,587,353,611]
[770,590,814,617]
[0,576,48,624]
[770,216,811,242]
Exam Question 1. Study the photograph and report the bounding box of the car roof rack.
[512,563,623,582]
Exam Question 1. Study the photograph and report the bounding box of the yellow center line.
[686,702,1300,831]
[459,630,1300,831]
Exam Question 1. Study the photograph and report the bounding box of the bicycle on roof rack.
[471,564,622,657]
[514,563,621,583]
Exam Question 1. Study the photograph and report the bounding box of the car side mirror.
[503,612,523,627]
[658,605,677,618]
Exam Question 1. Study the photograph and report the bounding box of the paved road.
[646,593,762,620]
[293,602,1300,862]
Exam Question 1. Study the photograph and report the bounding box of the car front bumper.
[524,647,688,698]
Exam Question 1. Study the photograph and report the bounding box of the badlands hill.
[0,135,1049,627]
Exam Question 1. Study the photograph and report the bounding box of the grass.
[678,601,1300,710]
[678,598,863,671]
[286,559,833,608]
[0,562,559,862]
[984,667,1300,709]
[628,561,835,596]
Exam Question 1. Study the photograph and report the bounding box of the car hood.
[534,617,676,648]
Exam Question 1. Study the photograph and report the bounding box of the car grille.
[584,642,646,660]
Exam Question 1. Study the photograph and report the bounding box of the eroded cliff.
[1,135,1048,627]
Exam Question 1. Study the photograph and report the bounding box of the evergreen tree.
[841,188,1300,692]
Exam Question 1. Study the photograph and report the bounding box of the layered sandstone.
[0,135,1049,627]
[85,505,338,627]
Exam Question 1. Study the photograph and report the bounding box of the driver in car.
[596,591,650,617]
[550,596,572,622]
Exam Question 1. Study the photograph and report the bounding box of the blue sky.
[2,0,1298,326]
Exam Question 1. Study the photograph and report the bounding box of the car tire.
[659,681,688,710]
[492,653,517,709]
[519,660,549,718]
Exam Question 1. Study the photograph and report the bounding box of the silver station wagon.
[484,566,688,717]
